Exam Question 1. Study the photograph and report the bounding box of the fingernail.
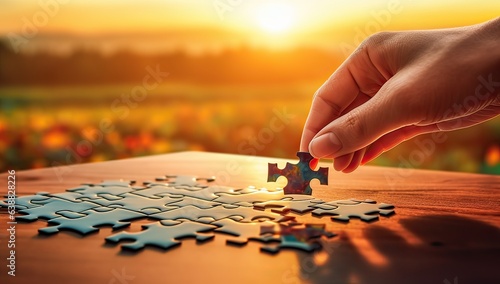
[309,132,342,158]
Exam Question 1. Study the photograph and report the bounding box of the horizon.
[1,1,499,55]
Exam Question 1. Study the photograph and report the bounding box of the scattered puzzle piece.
[105,220,216,250]
[268,152,329,195]
[213,188,285,205]
[168,196,222,209]
[44,192,96,203]
[131,185,180,199]
[234,186,261,194]
[135,185,239,201]
[254,195,325,213]
[149,205,292,223]
[310,198,375,210]
[212,218,279,245]
[155,175,216,188]
[16,199,99,222]
[6,173,395,255]
[261,234,320,253]
[312,202,395,222]
[56,210,88,219]
[232,201,254,207]
[1,193,50,210]
[89,192,181,214]
[39,207,146,235]
[260,223,335,253]
[67,185,134,200]
[82,180,135,187]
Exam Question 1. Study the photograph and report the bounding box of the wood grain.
[0,151,499,284]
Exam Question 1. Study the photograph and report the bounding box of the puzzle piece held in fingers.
[268,152,329,195]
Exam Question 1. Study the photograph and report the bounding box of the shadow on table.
[291,214,500,284]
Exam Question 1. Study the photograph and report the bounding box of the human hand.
[300,17,500,173]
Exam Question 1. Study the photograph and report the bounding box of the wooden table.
[1,151,499,284]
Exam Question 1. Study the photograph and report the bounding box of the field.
[1,83,499,174]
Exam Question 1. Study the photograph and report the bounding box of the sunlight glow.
[255,2,296,34]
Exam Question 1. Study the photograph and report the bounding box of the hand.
[300,17,500,173]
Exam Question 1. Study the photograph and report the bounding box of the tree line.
[0,39,343,86]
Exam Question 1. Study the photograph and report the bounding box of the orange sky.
[1,0,499,54]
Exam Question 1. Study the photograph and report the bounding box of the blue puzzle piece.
[66,185,134,200]
[261,234,321,253]
[105,220,216,250]
[38,207,146,235]
[154,175,216,188]
[0,193,50,210]
[312,202,395,222]
[149,205,293,223]
[82,180,135,187]
[89,193,181,214]
[253,195,325,213]
[260,223,334,253]
[16,199,99,221]
[134,185,239,201]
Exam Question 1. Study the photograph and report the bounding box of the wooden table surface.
[1,151,499,284]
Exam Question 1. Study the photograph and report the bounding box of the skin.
[300,17,500,173]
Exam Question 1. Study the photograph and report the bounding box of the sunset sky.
[1,0,499,54]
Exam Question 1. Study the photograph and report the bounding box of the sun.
[255,2,296,34]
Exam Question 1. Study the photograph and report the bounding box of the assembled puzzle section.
[268,152,329,195]
[1,173,395,254]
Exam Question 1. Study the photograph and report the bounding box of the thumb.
[309,85,417,159]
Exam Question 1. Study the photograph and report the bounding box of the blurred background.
[0,0,499,174]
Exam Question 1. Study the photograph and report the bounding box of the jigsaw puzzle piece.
[94,193,123,201]
[260,235,321,253]
[264,223,335,241]
[167,175,203,187]
[89,193,181,214]
[310,203,338,210]
[232,201,254,207]
[268,152,329,195]
[312,202,395,222]
[82,180,135,187]
[254,196,325,213]
[154,175,216,188]
[39,207,146,235]
[56,210,88,219]
[234,186,261,194]
[212,218,279,245]
[42,192,94,203]
[149,205,292,223]
[131,185,178,199]
[66,185,135,200]
[105,220,216,250]
[1,193,51,210]
[310,198,375,210]
[260,223,335,253]
[16,199,99,221]
[213,188,285,205]
[183,185,235,193]
[168,196,222,209]
[134,185,238,201]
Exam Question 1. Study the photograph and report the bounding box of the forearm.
[475,17,500,70]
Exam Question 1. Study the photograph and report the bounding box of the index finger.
[300,62,360,152]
